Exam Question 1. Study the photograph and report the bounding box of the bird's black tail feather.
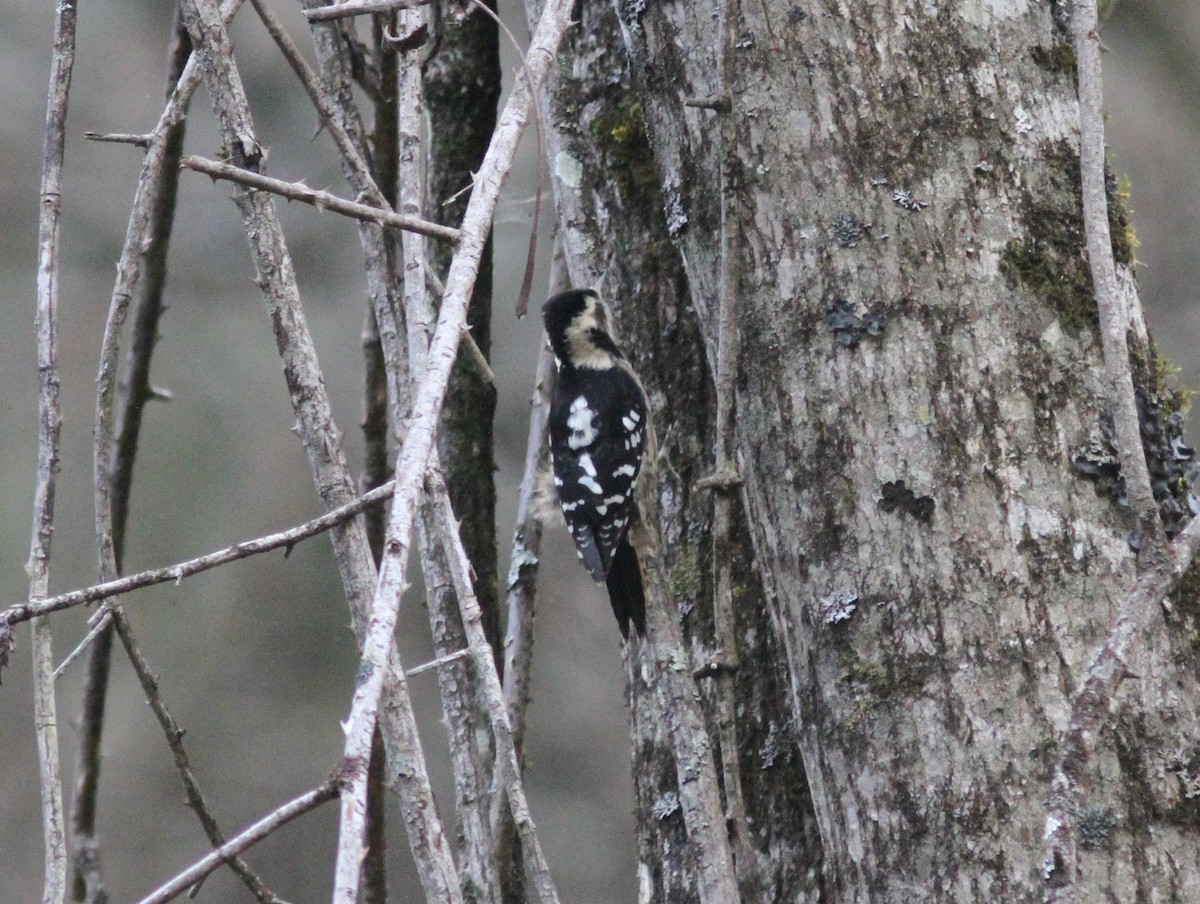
[606,538,646,640]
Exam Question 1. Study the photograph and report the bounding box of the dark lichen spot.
[831,212,868,248]
[826,299,888,348]
[878,480,935,523]
[1077,805,1117,850]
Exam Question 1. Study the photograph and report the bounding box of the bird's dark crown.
[542,289,600,343]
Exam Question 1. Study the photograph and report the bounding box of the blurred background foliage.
[0,1,1196,902]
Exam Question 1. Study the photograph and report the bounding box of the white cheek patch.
[567,396,598,449]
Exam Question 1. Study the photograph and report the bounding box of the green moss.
[1108,173,1138,267]
[668,547,703,602]
[589,98,661,204]
[1000,231,1096,333]
[1031,43,1077,75]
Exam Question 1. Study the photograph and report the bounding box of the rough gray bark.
[539,1,1200,900]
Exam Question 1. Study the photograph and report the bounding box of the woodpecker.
[542,288,649,639]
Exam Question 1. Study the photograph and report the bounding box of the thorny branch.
[72,17,191,900]
[0,482,395,632]
[30,1,76,901]
[132,782,338,904]
[181,154,461,241]
[327,0,577,898]
[175,2,460,901]
[109,609,277,901]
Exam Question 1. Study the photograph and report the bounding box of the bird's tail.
[606,537,646,640]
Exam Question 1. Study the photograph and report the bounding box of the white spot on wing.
[613,464,637,479]
[567,396,598,449]
[578,453,597,477]
[580,475,603,494]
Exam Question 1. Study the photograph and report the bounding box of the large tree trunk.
[535,0,1200,900]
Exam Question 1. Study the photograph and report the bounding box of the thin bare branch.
[328,1,577,898]
[30,1,76,901]
[1040,4,1176,897]
[181,154,461,242]
[693,1,758,894]
[394,11,501,898]
[406,647,471,676]
[276,0,470,897]
[304,0,433,21]
[2,481,395,631]
[72,18,193,900]
[1072,0,1158,551]
[83,131,152,147]
[422,260,495,385]
[502,244,563,759]
[1043,513,1200,901]
[490,243,564,887]
[109,609,277,901]
[133,782,338,904]
[427,472,560,904]
[177,4,461,903]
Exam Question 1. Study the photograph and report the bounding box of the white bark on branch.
[175,2,460,900]
[303,0,433,21]
[30,1,76,901]
[327,2,576,899]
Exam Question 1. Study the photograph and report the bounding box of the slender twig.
[395,10,501,898]
[2,481,396,631]
[73,9,248,895]
[423,259,494,384]
[285,0,464,899]
[108,609,276,901]
[1043,513,1200,902]
[181,155,461,242]
[406,647,471,676]
[30,2,76,901]
[490,242,563,883]
[1040,4,1174,898]
[133,782,338,904]
[693,0,758,894]
[1072,0,1158,552]
[328,2,577,899]
[427,472,560,904]
[84,131,152,146]
[359,13,401,904]
[72,18,193,900]
[304,0,433,21]
[502,242,564,760]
